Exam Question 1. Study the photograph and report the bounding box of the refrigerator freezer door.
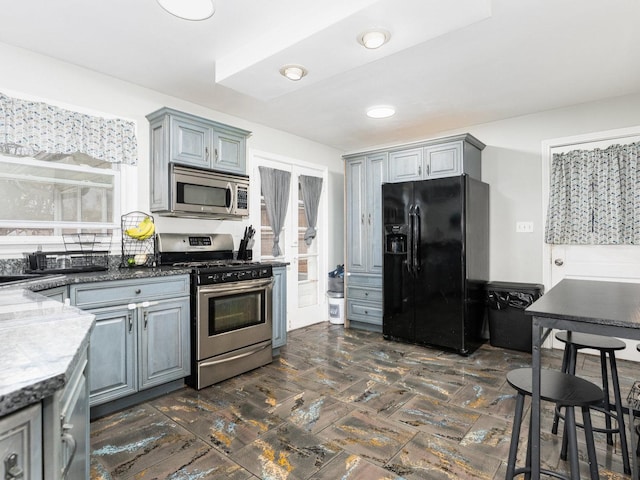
[382,182,414,340]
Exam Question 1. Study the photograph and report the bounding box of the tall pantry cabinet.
[344,152,386,329]
[343,133,484,331]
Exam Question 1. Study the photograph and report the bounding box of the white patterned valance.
[545,142,640,244]
[0,92,137,165]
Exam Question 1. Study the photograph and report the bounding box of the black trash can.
[486,282,544,352]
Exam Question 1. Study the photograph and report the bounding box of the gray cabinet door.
[388,148,422,182]
[213,129,246,175]
[272,266,287,349]
[170,116,212,168]
[0,404,42,480]
[88,305,137,406]
[346,157,366,273]
[425,141,462,178]
[139,297,190,390]
[366,154,385,274]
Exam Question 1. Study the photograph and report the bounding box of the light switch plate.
[516,221,534,233]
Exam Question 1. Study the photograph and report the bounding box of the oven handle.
[199,341,271,367]
[198,277,274,295]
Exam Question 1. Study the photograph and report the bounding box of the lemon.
[134,254,148,266]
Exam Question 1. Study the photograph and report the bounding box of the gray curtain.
[299,175,323,246]
[259,166,291,256]
[545,141,640,244]
[0,92,138,165]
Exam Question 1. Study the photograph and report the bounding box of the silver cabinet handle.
[4,453,24,479]
[205,146,209,160]
[128,312,133,333]
[215,148,218,161]
[61,425,77,479]
[554,258,564,266]
[143,311,148,330]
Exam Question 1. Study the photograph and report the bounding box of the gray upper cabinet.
[147,107,251,213]
[170,116,212,168]
[387,134,484,183]
[345,153,385,275]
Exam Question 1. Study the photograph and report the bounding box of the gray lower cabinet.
[272,266,287,350]
[387,134,484,183]
[69,275,190,407]
[0,350,89,480]
[37,285,68,303]
[0,403,42,480]
[42,348,89,479]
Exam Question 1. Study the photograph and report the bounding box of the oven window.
[177,182,230,207]
[208,291,264,335]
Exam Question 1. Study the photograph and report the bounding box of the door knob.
[554,258,564,266]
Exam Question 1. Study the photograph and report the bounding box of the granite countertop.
[0,288,95,417]
[0,262,286,417]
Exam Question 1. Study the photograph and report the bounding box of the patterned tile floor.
[90,323,639,479]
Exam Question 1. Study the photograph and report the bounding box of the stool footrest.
[554,404,624,435]
[514,466,571,480]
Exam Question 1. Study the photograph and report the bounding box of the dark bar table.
[525,279,640,479]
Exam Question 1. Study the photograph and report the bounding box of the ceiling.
[0,0,638,153]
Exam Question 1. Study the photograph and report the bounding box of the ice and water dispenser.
[385,224,408,254]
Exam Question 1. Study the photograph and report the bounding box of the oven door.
[196,277,273,361]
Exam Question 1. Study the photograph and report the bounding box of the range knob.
[251,270,259,278]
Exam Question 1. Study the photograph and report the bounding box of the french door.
[251,152,327,331]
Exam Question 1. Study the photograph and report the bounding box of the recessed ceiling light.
[366,106,396,119]
[157,0,215,21]
[279,64,308,81]
[358,29,390,49]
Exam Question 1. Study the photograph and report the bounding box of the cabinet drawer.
[346,273,382,288]
[346,299,382,324]
[347,286,382,303]
[70,275,190,308]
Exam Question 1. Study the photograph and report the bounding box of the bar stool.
[552,331,631,475]
[506,368,603,479]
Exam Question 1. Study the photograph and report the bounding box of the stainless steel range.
[156,233,273,390]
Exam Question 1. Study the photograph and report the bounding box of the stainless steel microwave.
[169,163,249,219]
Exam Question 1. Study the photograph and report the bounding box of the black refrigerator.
[382,175,489,355]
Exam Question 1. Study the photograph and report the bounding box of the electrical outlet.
[516,221,534,233]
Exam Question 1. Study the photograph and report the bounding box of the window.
[0,154,119,237]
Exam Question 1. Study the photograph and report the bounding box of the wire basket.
[628,381,640,412]
[121,211,156,267]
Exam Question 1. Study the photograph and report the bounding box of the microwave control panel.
[237,186,248,210]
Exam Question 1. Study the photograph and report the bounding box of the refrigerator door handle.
[413,205,421,273]
[407,204,415,276]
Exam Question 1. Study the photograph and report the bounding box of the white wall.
[0,42,345,267]
[346,93,640,284]
[2,42,639,283]
[442,93,640,283]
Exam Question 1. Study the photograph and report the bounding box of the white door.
[251,152,328,331]
[543,128,640,361]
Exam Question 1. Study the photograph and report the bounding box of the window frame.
[0,154,123,252]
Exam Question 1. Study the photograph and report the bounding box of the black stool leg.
[506,392,525,480]
[565,406,581,480]
[608,353,631,475]
[552,344,572,435]
[600,351,613,445]
[581,406,600,480]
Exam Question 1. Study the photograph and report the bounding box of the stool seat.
[507,368,603,406]
[506,367,602,480]
[555,331,626,351]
